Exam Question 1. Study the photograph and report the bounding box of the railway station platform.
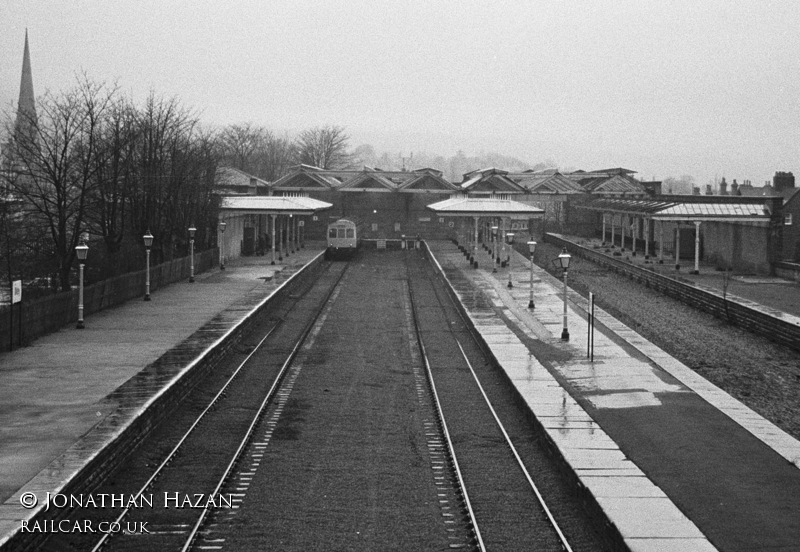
[0,246,324,548]
[428,240,800,552]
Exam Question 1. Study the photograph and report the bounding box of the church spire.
[15,29,37,140]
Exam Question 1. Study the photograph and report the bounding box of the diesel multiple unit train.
[325,219,360,260]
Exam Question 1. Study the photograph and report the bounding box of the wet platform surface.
[0,247,323,547]
[429,240,800,552]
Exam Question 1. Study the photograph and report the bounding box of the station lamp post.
[557,247,571,341]
[75,242,89,329]
[218,220,227,270]
[527,241,536,309]
[188,225,196,283]
[143,231,154,301]
[506,232,515,288]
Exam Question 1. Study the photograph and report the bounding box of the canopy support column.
[658,220,664,263]
[500,218,507,266]
[271,214,277,265]
[611,214,616,247]
[473,216,480,268]
[288,216,293,253]
[602,213,607,244]
[644,217,650,259]
[693,221,702,274]
[278,216,284,261]
[675,224,681,271]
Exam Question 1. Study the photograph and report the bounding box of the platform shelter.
[218,195,332,265]
[427,196,545,268]
[574,196,781,273]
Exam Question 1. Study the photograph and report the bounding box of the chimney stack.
[719,177,728,195]
[773,171,795,192]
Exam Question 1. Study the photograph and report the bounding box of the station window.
[372,223,378,231]
[785,214,793,226]
[394,223,401,232]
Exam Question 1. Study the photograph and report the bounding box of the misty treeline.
[351,145,553,183]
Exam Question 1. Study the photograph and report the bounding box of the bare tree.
[85,96,138,261]
[128,92,206,263]
[219,124,294,181]
[218,123,263,175]
[5,77,116,290]
[294,125,354,169]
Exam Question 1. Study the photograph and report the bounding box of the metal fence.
[544,234,800,353]
[0,248,219,352]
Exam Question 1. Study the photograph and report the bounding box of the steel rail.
[91,323,281,552]
[406,267,486,552]
[180,262,349,551]
[426,244,574,551]
[92,262,345,551]
[454,341,574,552]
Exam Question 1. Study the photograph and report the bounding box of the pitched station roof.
[215,167,270,192]
[509,172,584,194]
[458,168,524,193]
[426,197,545,218]
[271,165,458,193]
[219,195,332,215]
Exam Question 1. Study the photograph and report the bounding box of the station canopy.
[426,197,545,219]
[219,195,332,216]
[574,197,772,222]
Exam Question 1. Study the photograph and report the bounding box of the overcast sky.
[2,0,799,185]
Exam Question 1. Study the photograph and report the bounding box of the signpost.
[9,280,21,351]
[12,280,21,304]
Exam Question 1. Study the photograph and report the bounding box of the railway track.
[405,250,582,551]
[39,261,349,551]
[40,249,608,551]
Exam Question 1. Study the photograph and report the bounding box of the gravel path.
[530,241,800,441]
